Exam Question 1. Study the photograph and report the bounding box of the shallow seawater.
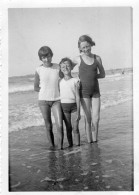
[9,72,133,191]
[9,101,133,191]
[9,143,133,191]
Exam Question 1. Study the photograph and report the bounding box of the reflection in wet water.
[9,140,133,191]
[39,143,106,191]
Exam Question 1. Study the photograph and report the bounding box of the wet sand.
[9,101,133,191]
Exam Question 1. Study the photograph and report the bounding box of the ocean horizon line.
[9,67,133,79]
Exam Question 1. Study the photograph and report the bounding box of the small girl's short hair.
[38,46,53,60]
[78,35,95,52]
[59,57,73,68]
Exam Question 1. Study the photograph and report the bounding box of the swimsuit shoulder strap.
[80,55,84,64]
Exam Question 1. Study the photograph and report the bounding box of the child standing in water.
[34,46,64,150]
[73,35,105,143]
[59,58,81,147]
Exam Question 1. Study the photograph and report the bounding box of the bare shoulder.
[52,63,60,70]
[95,55,102,64]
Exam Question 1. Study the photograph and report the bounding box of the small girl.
[59,58,81,147]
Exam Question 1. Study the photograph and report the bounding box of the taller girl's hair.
[38,46,53,60]
[78,35,95,52]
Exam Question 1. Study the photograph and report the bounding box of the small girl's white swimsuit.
[59,77,79,103]
[36,64,60,101]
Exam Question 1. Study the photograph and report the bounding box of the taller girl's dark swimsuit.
[79,55,100,98]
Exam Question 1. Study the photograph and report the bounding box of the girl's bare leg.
[52,102,64,149]
[91,97,101,142]
[39,105,55,147]
[81,98,93,143]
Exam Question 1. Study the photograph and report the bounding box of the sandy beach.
[9,100,133,191]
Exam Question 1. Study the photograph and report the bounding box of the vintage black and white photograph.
[2,1,138,193]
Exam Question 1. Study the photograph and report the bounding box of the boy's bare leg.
[71,111,80,146]
[63,112,73,147]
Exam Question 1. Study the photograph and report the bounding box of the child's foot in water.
[93,140,98,143]
[68,144,73,148]
[57,145,63,150]
[48,146,56,151]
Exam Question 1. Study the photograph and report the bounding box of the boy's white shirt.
[59,77,79,103]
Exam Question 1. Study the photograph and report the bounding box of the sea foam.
[9,73,133,132]
[9,72,132,94]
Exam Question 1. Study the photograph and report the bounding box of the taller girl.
[73,35,105,143]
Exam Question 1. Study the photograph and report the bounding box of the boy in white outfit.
[59,58,81,147]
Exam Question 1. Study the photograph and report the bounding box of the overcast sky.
[8,7,132,76]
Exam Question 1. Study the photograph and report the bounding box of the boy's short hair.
[59,57,73,79]
[78,35,95,52]
[59,57,73,68]
[38,46,53,60]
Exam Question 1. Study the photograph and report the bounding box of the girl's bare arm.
[75,81,81,121]
[72,56,81,71]
[34,71,40,92]
[96,56,105,79]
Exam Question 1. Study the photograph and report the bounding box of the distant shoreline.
[105,67,132,75]
[9,67,133,79]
